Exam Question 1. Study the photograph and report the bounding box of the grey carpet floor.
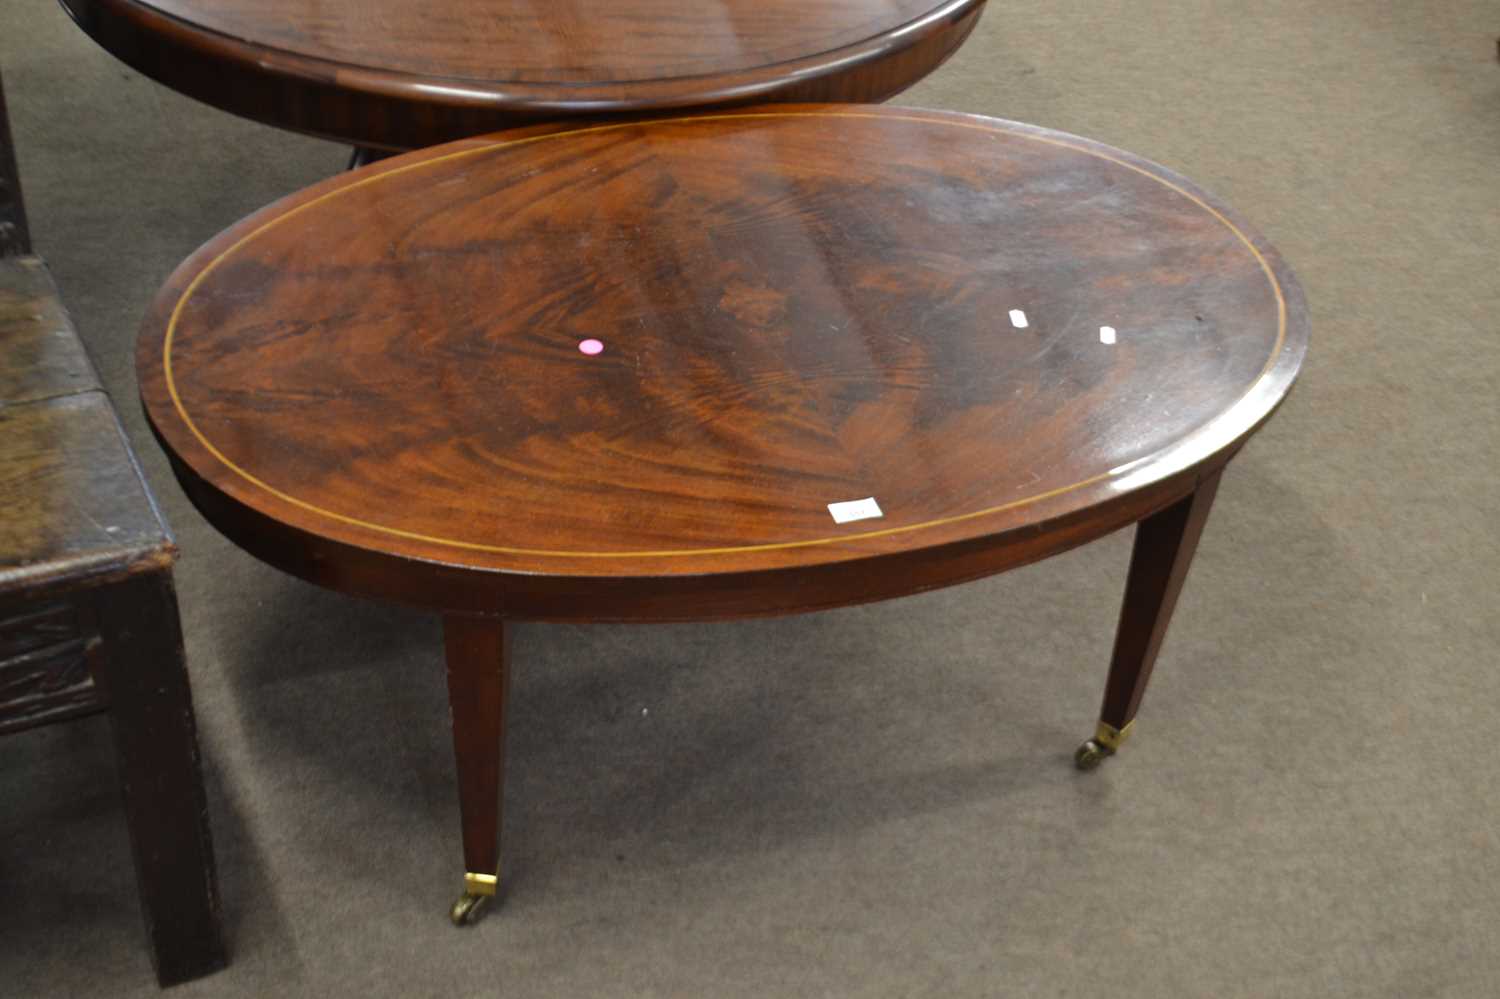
[2,2,1497,996]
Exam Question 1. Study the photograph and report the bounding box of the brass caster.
[450,892,491,927]
[1074,720,1134,771]
[1074,739,1114,771]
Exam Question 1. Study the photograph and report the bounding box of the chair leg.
[94,571,226,985]
[443,614,511,925]
[1076,468,1223,770]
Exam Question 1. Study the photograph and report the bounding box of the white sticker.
[1100,325,1117,344]
[827,497,884,524]
[1009,309,1029,329]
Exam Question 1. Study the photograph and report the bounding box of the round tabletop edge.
[135,105,1310,608]
[63,0,988,118]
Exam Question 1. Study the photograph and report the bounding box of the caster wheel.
[1074,739,1114,771]
[450,892,490,927]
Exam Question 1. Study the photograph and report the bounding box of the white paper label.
[827,497,884,524]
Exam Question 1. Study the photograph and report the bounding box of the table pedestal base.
[347,147,397,170]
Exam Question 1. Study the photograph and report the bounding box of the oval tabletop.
[61,0,987,150]
[139,105,1307,621]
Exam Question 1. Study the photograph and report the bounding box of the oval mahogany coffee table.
[61,0,986,151]
[138,105,1308,925]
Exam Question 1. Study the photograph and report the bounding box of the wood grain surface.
[2,256,172,598]
[137,106,1308,620]
[60,0,986,149]
[1,257,100,406]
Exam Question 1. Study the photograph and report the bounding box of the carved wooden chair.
[0,70,225,987]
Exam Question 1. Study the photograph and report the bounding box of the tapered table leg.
[94,571,226,985]
[443,614,511,925]
[1076,468,1223,770]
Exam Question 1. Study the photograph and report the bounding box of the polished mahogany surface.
[138,106,1307,620]
[61,0,986,149]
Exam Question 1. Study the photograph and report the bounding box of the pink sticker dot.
[578,338,604,356]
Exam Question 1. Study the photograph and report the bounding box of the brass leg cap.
[450,892,491,927]
[1074,739,1114,770]
[1075,720,1135,770]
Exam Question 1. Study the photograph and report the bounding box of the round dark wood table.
[61,0,987,151]
[138,105,1308,924]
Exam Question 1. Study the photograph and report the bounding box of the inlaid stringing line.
[161,110,1290,560]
